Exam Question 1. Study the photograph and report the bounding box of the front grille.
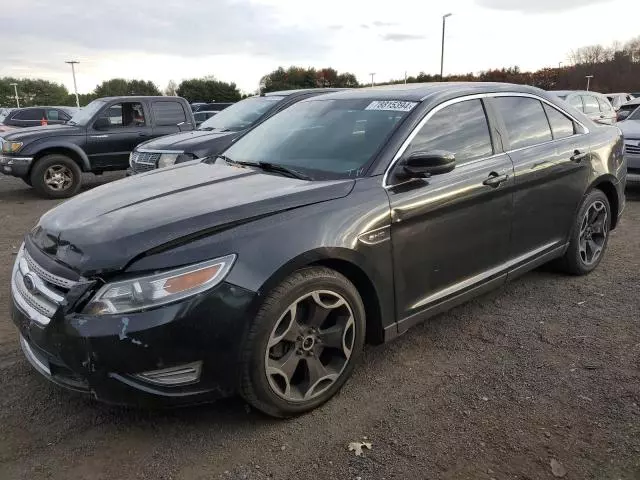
[131,151,160,173]
[11,246,79,325]
[625,142,640,155]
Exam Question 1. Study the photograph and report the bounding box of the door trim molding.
[384,242,567,342]
[410,240,560,311]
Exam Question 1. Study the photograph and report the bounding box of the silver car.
[618,105,640,184]
[551,90,617,125]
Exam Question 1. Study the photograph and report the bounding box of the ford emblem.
[23,273,37,293]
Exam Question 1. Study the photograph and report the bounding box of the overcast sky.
[2,0,637,94]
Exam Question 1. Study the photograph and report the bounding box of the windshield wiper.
[219,156,311,180]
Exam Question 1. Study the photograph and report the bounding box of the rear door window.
[543,104,575,139]
[597,97,613,113]
[97,102,146,128]
[152,101,187,126]
[582,96,600,114]
[493,97,553,150]
[46,109,60,121]
[14,109,44,121]
[406,99,493,165]
[568,96,584,112]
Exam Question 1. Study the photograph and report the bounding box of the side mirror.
[398,151,456,179]
[93,117,110,130]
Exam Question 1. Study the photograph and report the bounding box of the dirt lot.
[0,174,638,480]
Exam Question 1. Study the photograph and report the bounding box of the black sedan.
[11,83,626,417]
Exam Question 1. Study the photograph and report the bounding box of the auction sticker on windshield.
[365,100,418,112]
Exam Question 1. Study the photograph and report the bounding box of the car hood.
[31,162,354,275]
[1,124,84,142]
[619,120,640,139]
[139,129,237,151]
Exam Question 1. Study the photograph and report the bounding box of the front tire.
[30,154,82,199]
[558,189,611,275]
[240,267,366,418]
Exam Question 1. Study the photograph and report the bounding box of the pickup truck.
[0,96,194,198]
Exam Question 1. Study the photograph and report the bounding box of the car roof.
[607,93,629,96]
[98,96,182,102]
[262,88,344,97]
[551,90,606,97]
[313,82,552,102]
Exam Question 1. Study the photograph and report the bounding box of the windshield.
[198,96,283,132]
[628,106,640,121]
[222,98,416,179]
[68,100,106,125]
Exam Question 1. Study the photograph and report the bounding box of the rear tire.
[557,189,611,275]
[240,267,366,418]
[30,154,82,199]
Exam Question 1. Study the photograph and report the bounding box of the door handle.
[138,132,149,137]
[570,149,588,163]
[483,172,509,188]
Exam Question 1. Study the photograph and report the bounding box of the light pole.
[585,75,594,91]
[65,60,80,108]
[369,72,376,87]
[440,13,452,80]
[9,83,19,108]
[558,62,563,69]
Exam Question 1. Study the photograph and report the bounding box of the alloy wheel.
[579,200,608,266]
[265,290,355,402]
[44,164,74,191]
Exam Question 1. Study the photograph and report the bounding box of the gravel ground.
[0,174,638,480]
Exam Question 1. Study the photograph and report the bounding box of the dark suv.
[11,83,625,417]
[1,106,78,128]
[129,89,339,173]
[0,96,194,198]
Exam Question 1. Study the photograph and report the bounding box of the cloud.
[381,33,425,42]
[475,0,613,13]
[360,24,370,29]
[1,0,329,66]
[372,21,397,27]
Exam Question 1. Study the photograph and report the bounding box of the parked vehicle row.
[9,82,626,417]
[129,89,340,174]
[0,96,194,197]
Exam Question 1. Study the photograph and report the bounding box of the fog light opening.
[133,361,202,387]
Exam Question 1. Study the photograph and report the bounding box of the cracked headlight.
[83,255,236,315]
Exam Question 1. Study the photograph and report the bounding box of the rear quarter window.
[152,101,188,126]
[543,104,575,139]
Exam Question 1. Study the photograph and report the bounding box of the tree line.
[2,35,639,109]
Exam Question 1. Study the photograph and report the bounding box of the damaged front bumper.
[11,279,258,407]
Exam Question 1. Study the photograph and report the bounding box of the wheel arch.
[255,248,386,345]
[589,175,619,230]
[32,144,91,173]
